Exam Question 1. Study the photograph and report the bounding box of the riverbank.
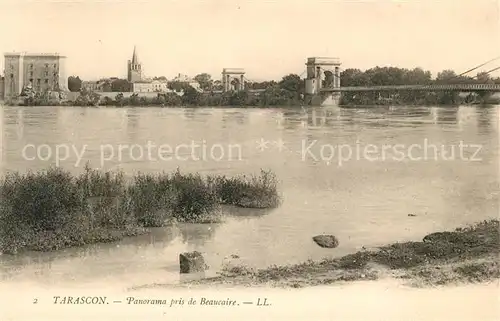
[166,219,499,289]
[4,89,499,107]
[0,166,281,255]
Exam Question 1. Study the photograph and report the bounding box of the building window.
[44,79,48,84]
[29,72,33,77]
[10,73,13,79]
[29,64,33,69]
[44,71,48,77]
[45,64,49,68]
[29,78,33,84]
[53,64,57,68]
[37,79,41,85]
[10,65,13,70]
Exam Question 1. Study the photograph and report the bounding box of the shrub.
[126,172,177,227]
[0,166,281,254]
[0,167,82,232]
[169,170,221,222]
[208,169,281,208]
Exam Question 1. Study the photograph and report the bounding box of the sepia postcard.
[0,0,499,320]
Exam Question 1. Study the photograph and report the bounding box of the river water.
[0,105,498,290]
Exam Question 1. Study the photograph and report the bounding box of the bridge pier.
[304,57,341,107]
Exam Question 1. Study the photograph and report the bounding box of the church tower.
[127,46,142,82]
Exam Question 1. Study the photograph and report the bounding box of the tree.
[435,70,475,84]
[194,73,213,91]
[181,86,202,105]
[67,76,82,92]
[476,72,493,84]
[340,68,370,86]
[168,81,191,92]
[111,79,130,92]
[278,74,302,93]
[403,68,432,85]
[249,81,277,90]
[212,80,223,91]
[75,88,100,106]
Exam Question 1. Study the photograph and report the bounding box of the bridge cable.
[317,61,500,83]
[469,66,500,79]
[451,56,500,79]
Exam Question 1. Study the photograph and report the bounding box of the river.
[0,105,498,290]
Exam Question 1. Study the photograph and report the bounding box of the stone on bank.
[179,251,207,274]
[312,235,339,248]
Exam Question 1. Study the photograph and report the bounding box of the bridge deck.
[321,84,500,92]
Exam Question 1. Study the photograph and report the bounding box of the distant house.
[82,79,112,92]
[130,80,154,93]
[171,73,202,92]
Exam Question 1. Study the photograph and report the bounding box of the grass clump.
[0,165,281,254]
[168,170,221,223]
[452,261,500,283]
[372,219,499,269]
[208,169,282,208]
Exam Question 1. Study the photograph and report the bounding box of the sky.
[0,0,499,81]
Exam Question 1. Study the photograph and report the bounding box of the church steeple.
[127,45,142,82]
[131,45,138,64]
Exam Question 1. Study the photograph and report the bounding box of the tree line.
[66,67,500,107]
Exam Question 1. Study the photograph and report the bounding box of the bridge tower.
[304,57,341,106]
[222,68,246,92]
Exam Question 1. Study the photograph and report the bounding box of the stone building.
[3,52,67,100]
[130,81,153,92]
[130,79,170,93]
[0,76,4,100]
[82,79,113,92]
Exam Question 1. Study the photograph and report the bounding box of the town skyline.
[1,0,499,82]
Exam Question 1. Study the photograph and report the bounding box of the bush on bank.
[207,169,282,208]
[0,166,282,254]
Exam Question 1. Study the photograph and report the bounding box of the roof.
[131,46,138,64]
[4,52,66,58]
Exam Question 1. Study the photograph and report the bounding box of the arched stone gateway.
[222,68,246,92]
[304,57,341,107]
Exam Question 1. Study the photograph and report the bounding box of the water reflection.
[433,107,459,124]
[0,226,180,279]
[221,110,247,127]
[477,107,494,135]
[224,205,275,218]
[126,108,140,140]
[182,108,215,121]
[0,105,498,287]
[177,223,219,249]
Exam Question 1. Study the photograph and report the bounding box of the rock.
[179,251,207,274]
[312,235,339,248]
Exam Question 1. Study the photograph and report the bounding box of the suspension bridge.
[221,56,500,106]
